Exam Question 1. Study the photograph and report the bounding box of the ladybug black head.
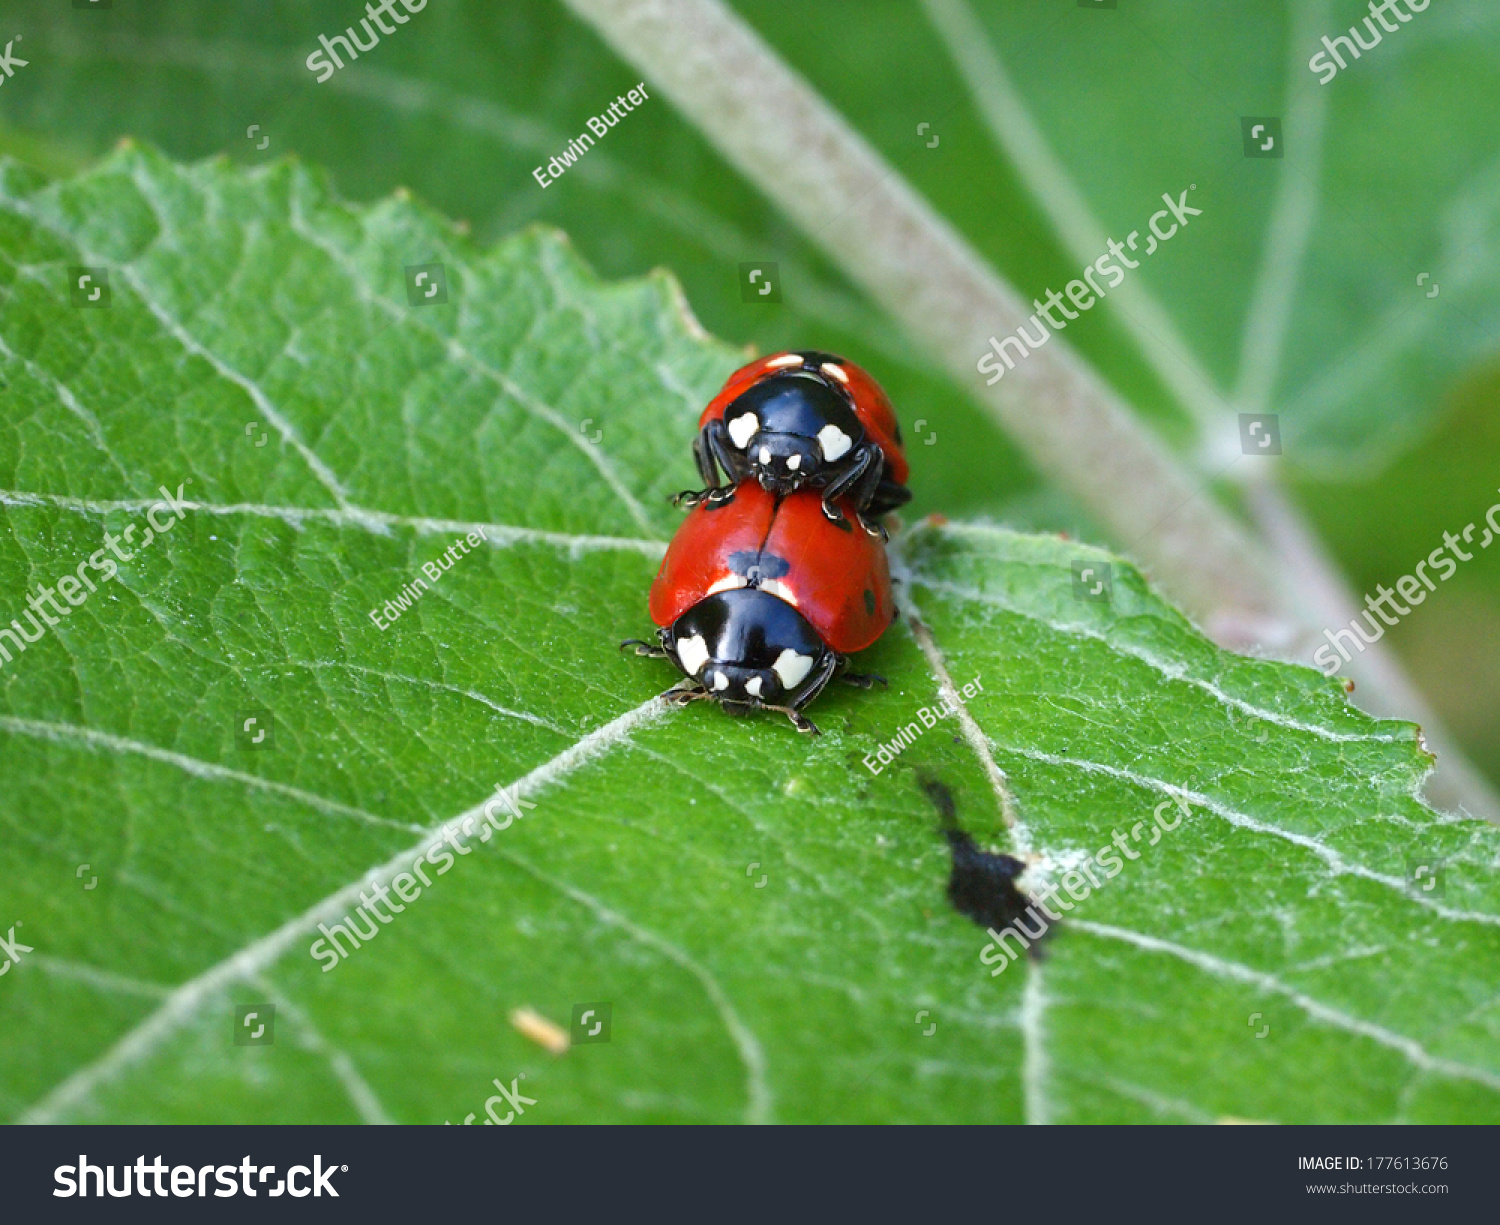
[663,588,831,711]
[721,373,865,494]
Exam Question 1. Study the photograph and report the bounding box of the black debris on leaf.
[920,775,1050,957]
[918,773,960,824]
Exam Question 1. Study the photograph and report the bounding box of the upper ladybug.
[674,351,911,535]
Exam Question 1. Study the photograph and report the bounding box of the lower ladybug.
[625,483,896,733]
[674,351,911,536]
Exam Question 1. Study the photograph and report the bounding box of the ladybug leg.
[838,670,887,689]
[661,683,707,707]
[701,419,748,506]
[693,422,725,488]
[821,445,885,536]
[674,421,745,509]
[784,650,841,730]
[786,710,821,735]
[761,704,821,735]
[852,454,894,539]
[620,638,669,658]
[866,477,912,519]
[672,425,721,508]
[818,447,872,525]
[757,651,837,733]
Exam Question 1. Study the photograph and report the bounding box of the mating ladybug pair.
[625,352,911,734]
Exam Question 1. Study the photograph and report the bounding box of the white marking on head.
[711,670,729,691]
[727,412,758,449]
[773,649,814,690]
[745,676,764,698]
[759,445,772,466]
[676,633,710,677]
[817,424,852,462]
[820,361,849,384]
[761,579,797,607]
[786,454,801,471]
[767,353,802,369]
[706,574,748,596]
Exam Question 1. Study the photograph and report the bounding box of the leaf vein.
[0,716,413,833]
[1073,920,1500,1096]
[17,696,668,1124]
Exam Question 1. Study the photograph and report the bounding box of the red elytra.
[696,351,909,487]
[650,482,896,655]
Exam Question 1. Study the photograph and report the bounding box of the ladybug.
[674,351,911,535]
[625,482,896,734]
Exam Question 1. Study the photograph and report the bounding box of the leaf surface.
[1,149,1497,1124]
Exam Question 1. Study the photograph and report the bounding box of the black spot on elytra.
[728,550,789,583]
[919,776,1048,954]
[863,588,875,615]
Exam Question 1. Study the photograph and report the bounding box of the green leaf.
[2,148,1497,1124]
[0,0,1038,525]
